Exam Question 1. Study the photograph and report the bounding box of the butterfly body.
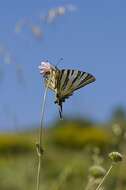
[43,65,96,119]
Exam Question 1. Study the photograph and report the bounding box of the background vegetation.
[0,107,126,190]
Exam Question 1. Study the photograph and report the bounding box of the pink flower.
[38,61,54,75]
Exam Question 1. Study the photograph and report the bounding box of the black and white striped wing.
[44,68,59,93]
[57,69,96,100]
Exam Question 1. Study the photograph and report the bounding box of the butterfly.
[39,61,96,119]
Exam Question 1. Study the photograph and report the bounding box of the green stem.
[95,164,113,190]
[36,78,51,190]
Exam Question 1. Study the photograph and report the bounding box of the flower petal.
[39,60,54,75]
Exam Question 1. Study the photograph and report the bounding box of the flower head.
[89,165,106,179]
[38,61,54,75]
[109,152,123,163]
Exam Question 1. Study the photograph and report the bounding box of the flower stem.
[95,164,113,190]
[36,78,51,190]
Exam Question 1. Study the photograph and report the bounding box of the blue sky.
[0,0,126,131]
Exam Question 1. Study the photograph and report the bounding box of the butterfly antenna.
[55,57,63,68]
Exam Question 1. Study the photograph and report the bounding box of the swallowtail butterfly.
[39,61,96,119]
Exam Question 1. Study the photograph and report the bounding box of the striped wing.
[57,69,96,100]
[44,68,60,93]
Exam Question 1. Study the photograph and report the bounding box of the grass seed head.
[109,152,123,163]
[89,165,106,179]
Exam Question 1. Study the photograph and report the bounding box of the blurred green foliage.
[0,117,126,190]
[0,119,112,154]
[50,119,112,149]
[0,134,34,154]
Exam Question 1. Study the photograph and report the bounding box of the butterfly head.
[38,61,56,76]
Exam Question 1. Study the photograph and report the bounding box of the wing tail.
[55,99,63,120]
[58,103,63,120]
